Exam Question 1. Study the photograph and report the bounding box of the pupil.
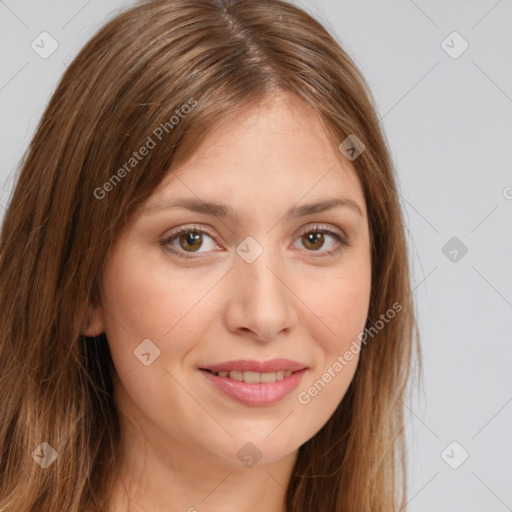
[304,232,323,250]
[181,232,202,251]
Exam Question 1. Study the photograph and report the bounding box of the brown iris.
[301,232,325,251]
[178,231,203,252]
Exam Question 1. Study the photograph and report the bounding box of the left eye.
[293,227,347,255]
[161,224,348,259]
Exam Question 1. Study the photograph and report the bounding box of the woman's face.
[89,92,372,470]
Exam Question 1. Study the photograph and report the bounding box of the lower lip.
[200,369,307,406]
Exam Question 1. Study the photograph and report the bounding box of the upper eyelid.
[161,222,346,242]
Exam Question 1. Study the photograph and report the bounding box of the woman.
[0,0,420,510]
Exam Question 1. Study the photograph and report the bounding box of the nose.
[223,242,299,343]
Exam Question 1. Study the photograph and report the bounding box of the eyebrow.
[142,196,363,219]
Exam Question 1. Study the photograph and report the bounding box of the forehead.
[145,92,366,217]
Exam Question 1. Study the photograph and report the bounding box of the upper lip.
[200,359,307,373]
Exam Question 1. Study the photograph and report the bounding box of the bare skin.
[85,92,372,512]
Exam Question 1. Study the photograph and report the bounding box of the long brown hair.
[0,1,420,510]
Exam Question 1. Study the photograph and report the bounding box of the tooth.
[229,370,244,381]
[221,369,295,382]
[260,372,277,383]
[243,371,261,384]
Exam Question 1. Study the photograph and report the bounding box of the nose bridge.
[237,235,286,301]
[227,234,298,340]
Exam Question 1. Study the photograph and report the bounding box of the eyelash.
[160,224,349,260]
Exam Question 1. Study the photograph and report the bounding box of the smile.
[204,369,294,383]
[199,360,308,406]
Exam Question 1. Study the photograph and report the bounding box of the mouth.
[198,361,308,406]
[200,368,297,383]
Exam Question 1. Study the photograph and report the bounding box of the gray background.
[1,1,511,510]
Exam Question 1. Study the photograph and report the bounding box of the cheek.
[301,258,372,353]
[293,265,371,430]
[101,250,217,371]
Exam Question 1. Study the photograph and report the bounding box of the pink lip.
[200,358,307,373]
[200,368,307,406]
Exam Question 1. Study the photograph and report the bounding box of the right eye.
[160,225,220,259]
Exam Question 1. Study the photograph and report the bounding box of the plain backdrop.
[1,1,511,510]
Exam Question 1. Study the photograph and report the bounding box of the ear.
[83,303,105,337]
